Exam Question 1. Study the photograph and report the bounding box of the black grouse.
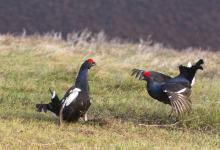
[131,59,204,117]
[36,58,96,123]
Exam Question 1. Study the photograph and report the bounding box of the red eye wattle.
[143,71,151,77]
[87,58,94,63]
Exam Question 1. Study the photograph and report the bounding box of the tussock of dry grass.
[0,33,219,149]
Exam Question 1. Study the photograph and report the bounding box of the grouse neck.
[147,78,157,87]
[178,70,196,83]
[75,66,89,91]
[145,76,152,83]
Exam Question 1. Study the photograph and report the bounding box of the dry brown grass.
[0,33,219,149]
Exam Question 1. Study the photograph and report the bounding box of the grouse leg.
[83,112,88,122]
[168,109,178,123]
[59,106,64,126]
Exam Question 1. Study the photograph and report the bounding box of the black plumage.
[36,58,96,123]
[36,88,61,117]
[131,59,204,117]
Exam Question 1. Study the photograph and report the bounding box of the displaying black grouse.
[131,59,204,117]
[36,58,96,123]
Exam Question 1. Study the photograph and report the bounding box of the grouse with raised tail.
[36,58,96,123]
[131,59,204,117]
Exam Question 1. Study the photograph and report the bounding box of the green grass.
[0,35,219,149]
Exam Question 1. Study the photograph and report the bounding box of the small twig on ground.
[138,121,179,127]
[138,116,200,127]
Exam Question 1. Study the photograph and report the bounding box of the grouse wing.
[162,82,192,116]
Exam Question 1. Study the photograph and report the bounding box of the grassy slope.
[0,35,219,149]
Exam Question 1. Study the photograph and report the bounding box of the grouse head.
[131,68,152,80]
[82,58,96,69]
[140,71,154,81]
[131,69,172,82]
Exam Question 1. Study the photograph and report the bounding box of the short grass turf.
[0,35,219,149]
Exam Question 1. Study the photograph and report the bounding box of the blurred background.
[0,0,220,51]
